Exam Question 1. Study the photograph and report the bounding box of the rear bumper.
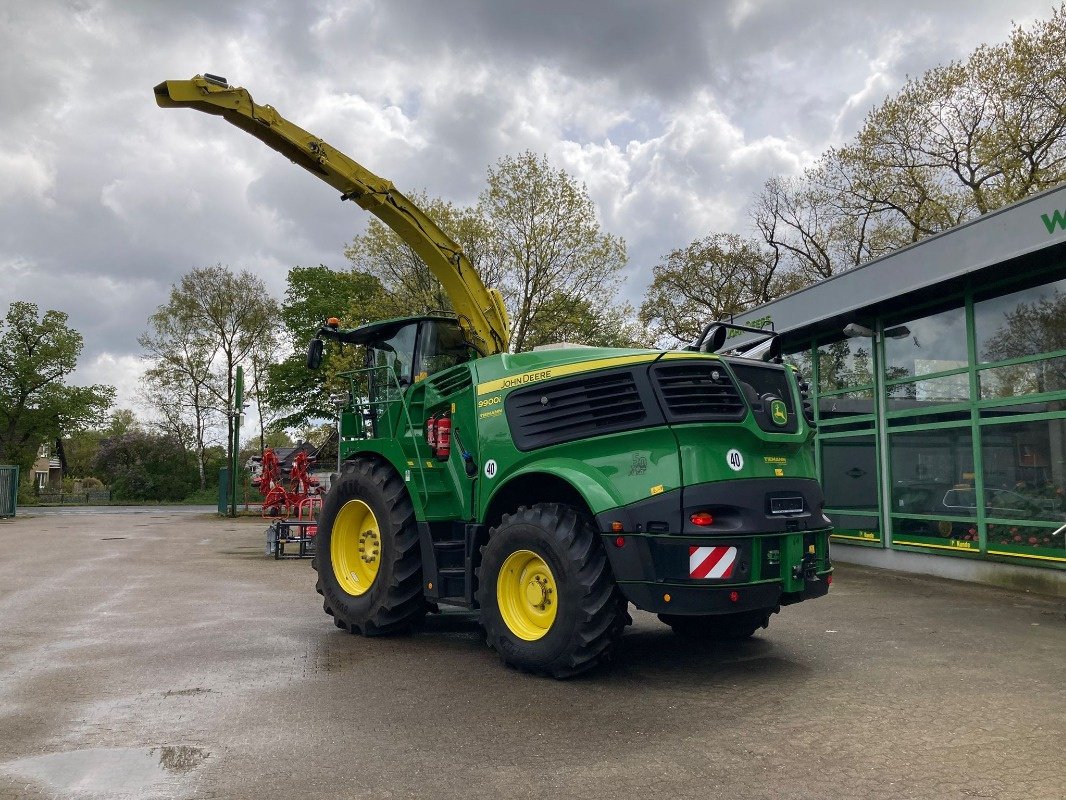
[595,477,833,615]
[613,565,831,615]
[598,528,832,615]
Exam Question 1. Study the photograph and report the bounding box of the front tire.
[315,459,425,636]
[476,503,629,678]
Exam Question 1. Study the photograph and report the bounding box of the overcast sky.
[1,0,1057,412]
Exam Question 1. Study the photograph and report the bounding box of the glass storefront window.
[978,355,1066,399]
[818,389,875,421]
[884,304,967,380]
[974,277,1066,364]
[885,373,971,410]
[980,419,1066,527]
[980,400,1066,420]
[821,435,879,512]
[817,338,873,392]
[986,523,1065,559]
[889,428,976,542]
[783,348,814,380]
[822,433,882,543]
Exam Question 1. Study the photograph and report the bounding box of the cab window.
[367,323,418,391]
[415,320,473,380]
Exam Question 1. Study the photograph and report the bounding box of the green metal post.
[874,319,892,549]
[230,365,244,518]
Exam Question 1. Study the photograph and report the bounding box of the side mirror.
[306,338,324,370]
[700,324,729,354]
[760,337,782,362]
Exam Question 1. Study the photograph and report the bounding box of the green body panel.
[481,428,684,515]
[337,343,832,614]
[338,346,820,521]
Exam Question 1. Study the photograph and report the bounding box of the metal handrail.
[338,364,430,502]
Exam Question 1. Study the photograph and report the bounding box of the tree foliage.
[139,265,277,485]
[265,265,386,429]
[342,153,636,353]
[749,7,1066,292]
[93,428,196,502]
[481,151,630,351]
[139,297,220,489]
[639,234,781,347]
[61,410,138,479]
[344,195,498,320]
[0,301,114,475]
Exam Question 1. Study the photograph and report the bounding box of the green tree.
[0,301,114,476]
[93,429,196,502]
[529,294,646,349]
[750,6,1066,294]
[480,151,629,352]
[341,156,633,352]
[61,410,140,479]
[139,297,221,490]
[639,234,780,347]
[344,195,498,320]
[266,265,386,429]
[140,265,278,486]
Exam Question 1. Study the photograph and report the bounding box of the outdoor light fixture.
[843,322,911,340]
[843,323,875,338]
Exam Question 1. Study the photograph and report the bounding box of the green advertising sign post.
[229,365,244,518]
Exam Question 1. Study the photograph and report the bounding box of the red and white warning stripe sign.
[689,545,737,579]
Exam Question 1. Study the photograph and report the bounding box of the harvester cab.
[157,74,833,678]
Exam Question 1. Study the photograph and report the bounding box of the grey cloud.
[0,0,1053,402]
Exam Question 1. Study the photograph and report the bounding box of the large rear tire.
[315,459,425,636]
[476,503,629,678]
[658,609,772,640]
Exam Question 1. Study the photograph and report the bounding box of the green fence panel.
[217,468,229,515]
[0,466,18,517]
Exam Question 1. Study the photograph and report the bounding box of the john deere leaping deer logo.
[769,399,788,426]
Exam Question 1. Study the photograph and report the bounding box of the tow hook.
[792,554,820,582]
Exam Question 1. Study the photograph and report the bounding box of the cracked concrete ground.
[0,508,1063,800]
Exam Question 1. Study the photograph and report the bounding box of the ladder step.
[434,544,465,569]
[436,567,467,600]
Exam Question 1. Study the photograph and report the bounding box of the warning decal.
[689,545,738,579]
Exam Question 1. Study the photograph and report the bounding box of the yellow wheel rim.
[496,549,558,641]
[331,500,381,596]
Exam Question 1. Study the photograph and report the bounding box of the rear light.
[826,575,833,585]
[690,512,714,526]
[729,591,739,603]
[614,536,626,548]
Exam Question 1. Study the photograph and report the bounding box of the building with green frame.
[728,186,1066,595]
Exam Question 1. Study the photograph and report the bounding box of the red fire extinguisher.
[435,415,451,460]
[425,414,438,449]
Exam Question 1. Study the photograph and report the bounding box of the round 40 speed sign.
[726,449,744,471]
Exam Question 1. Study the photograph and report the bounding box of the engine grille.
[428,366,472,396]
[502,357,792,450]
[652,363,746,421]
[506,369,650,451]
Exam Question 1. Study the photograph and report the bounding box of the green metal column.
[874,320,892,549]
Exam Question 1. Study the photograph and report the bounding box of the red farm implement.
[256,448,322,559]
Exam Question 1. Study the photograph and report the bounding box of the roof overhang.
[726,183,1066,350]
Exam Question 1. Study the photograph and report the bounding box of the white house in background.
[31,443,63,490]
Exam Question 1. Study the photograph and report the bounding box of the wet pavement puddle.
[1,745,208,797]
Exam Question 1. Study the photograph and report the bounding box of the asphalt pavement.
[0,510,1063,800]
